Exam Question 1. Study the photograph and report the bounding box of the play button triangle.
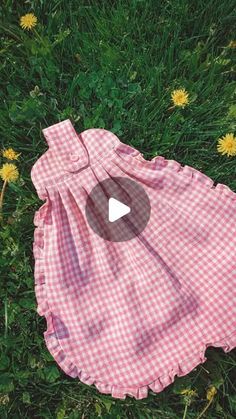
[85,177,151,241]
[108,197,131,222]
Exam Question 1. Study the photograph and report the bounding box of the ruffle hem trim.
[134,154,236,201]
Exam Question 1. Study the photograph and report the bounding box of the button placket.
[43,121,89,173]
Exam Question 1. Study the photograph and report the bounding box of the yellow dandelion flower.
[180,388,197,397]
[0,394,10,405]
[228,40,236,48]
[217,133,236,157]
[20,13,37,31]
[206,386,217,401]
[180,388,191,395]
[2,148,21,161]
[171,88,189,107]
[0,163,19,182]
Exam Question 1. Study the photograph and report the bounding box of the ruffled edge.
[113,145,236,202]
[32,199,236,400]
[163,158,236,201]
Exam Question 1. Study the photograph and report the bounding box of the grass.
[0,0,236,417]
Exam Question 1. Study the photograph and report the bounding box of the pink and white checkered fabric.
[31,119,236,399]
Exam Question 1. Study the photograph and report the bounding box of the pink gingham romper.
[31,119,236,400]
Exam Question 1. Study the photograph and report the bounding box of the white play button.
[86,177,151,241]
[108,197,131,222]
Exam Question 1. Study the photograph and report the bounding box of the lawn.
[0,0,236,417]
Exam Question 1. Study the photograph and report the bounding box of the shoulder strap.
[42,119,89,173]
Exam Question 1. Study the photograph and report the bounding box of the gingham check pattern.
[31,119,236,399]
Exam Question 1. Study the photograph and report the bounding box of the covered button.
[70,152,80,162]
